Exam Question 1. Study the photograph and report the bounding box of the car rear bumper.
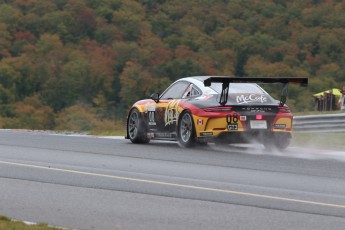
[198,130,292,144]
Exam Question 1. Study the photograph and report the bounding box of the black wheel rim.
[180,113,192,142]
[128,112,139,139]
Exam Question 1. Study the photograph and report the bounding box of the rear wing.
[203,76,308,106]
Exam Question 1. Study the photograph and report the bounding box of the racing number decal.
[227,113,238,123]
[148,111,156,126]
[164,100,180,126]
[145,103,157,127]
[226,113,238,130]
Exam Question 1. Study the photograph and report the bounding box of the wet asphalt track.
[0,130,345,230]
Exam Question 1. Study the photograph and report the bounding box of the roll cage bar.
[203,77,308,106]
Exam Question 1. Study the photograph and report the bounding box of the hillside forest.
[0,0,344,131]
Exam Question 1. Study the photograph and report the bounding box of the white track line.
[0,160,345,209]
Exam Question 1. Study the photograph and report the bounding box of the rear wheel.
[264,133,291,151]
[177,111,196,148]
[274,134,291,150]
[127,109,149,144]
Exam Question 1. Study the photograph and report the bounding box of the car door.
[148,81,190,137]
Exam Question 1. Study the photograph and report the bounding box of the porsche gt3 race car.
[126,76,308,150]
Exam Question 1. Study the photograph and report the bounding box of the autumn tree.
[1,0,345,130]
[0,23,11,58]
[119,61,154,108]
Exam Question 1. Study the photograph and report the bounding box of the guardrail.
[293,113,345,132]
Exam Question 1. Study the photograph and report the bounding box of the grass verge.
[292,132,345,151]
[0,216,61,230]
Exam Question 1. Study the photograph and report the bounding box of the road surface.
[0,130,345,229]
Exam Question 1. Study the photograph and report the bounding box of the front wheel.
[127,108,149,144]
[177,111,196,148]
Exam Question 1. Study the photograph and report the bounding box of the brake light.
[204,106,232,112]
[256,114,263,120]
[278,106,291,113]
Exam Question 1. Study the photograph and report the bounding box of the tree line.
[0,0,344,131]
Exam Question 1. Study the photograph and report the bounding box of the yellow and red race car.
[126,76,308,149]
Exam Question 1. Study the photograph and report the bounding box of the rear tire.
[264,133,291,151]
[274,135,291,150]
[127,108,149,144]
[177,111,196,148]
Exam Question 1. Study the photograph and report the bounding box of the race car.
[126,76,308,149]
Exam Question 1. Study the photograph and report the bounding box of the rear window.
[210,83,268,95]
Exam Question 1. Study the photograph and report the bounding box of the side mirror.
[150,93,160,103]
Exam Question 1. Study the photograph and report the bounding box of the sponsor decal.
[236,94,267,104]
[155,132,174,138]
[197,119,203,125]
[273,124,286,129]
[164,100,180,126]
[200,132,213,137]
[240,116,247,121]
[241,107,272,112]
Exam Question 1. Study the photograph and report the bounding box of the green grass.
[291,132,345,151]
[0,216,61,230]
